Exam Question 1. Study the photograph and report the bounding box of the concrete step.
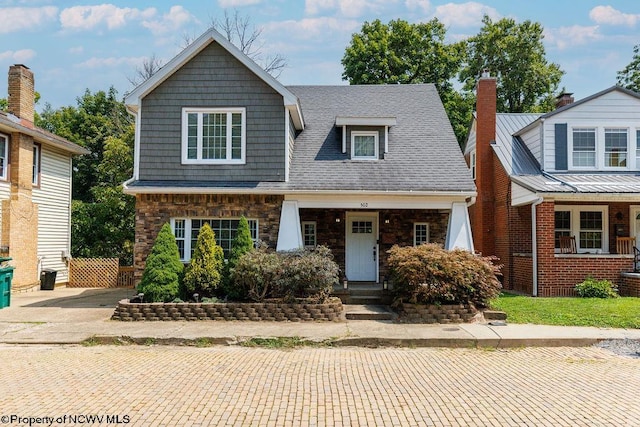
[344,304,396,321]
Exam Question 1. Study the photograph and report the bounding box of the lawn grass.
[490,293,640,329]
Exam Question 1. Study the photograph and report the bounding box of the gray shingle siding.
[138,41,286,182]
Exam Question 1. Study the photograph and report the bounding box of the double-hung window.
[171,218,258,261]
[351,131,378,160]
[636,130,640,167]
[32,143,41,186]
[470,150,476,180]
[572,128,596,167]
[414,223,429,246]
[182,108,245,164]
[301,221,317,248]
[604,128,627,168]
[554,206,607,253]
[0,133,8,180]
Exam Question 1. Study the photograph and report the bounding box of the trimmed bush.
[233,245,339,302]
[181,223,224,298]
[221,216,254,300]
[388,243,501,307]
[137,223,183,302]
[575,277,618,298]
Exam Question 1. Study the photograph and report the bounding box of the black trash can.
[40,269,57,291]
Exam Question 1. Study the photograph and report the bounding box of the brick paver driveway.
[2,345,638,426]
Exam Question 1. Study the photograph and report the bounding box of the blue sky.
[1,0,639,110]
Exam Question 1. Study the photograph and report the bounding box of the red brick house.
[465,73,640,296]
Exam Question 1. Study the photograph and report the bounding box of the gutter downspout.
[531,197,544,296]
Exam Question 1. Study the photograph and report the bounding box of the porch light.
[336,218,341,223]
[383,278,388,290]
[343,278,348,289]
[384,219,390,224]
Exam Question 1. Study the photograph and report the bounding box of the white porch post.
[276,200,303,251]
[445,202,475,252]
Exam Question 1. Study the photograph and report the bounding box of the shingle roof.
[285,84,475,193]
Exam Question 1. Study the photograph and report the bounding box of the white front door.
[346,213,378,282]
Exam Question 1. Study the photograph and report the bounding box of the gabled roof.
[285,84,475,193]
[0,111,89,155]
[124,28,304,130]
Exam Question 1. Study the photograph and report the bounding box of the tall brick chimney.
[470,71,497,257]
[7,64,35,127]
[555,92,574,109]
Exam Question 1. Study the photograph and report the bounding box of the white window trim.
[351,130,379,160]
[635,129,640,170]
[554,205,609,253]
[569,126,631,171]
[0,133,8,180]
[301,221,317,248]
[170,217,258,261]
[414,222,430,246]
[181,107,246,165]
[32,143,41,186]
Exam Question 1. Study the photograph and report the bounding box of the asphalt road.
[2,344,639,426]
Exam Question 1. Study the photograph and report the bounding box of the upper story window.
[0,133,7,180]
[181,108,245,164]
[32,143,41,186]
[572,128,596,167]
[604,128,627,168]
[351,131,378,160]
[470,150,476,180]
[636,130,640,165]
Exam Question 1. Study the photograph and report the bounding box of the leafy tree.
[617,44,640,92]
[137,223,183,302]
[341,18,471,144]
[37,88,135,264]
[460,16,564,113]
[181,223,224,298]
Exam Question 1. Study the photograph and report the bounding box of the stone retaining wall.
[112,298,343,322]
[396,303,478,324]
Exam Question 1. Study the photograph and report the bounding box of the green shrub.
[233,245,340,302]
[387,243,501,307]
[137,223,183,302]
[221,216,254,300]
[277,246,339,302]
[575,277,618,298]
[181,223,224,298]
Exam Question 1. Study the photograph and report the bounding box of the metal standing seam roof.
[512,173,640,194]
[285,84,476,193]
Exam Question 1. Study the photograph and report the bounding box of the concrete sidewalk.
[1,287,639,347]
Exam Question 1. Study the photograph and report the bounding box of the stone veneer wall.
[134,193,284,283]
[112,298,343,322]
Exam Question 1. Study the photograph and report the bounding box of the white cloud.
[76,56,145,69]
[141,5,195,36]
[405,0,430,13]
[589,5,639,27]
[0,49,36,62]
[60,4,156,31]
[264,17,359,40]
[304,0,397,18]
[544,25,602,50]
[0,6,57,33]
[218,0,262,7]
[68,46,84,54]
[434,2,499,27]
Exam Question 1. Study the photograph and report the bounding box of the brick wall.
[134,193,284,282]
[7,65,35,126]
[619,273,640,297]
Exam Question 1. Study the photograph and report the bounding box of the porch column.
[276,200,303,251]
[445,202,474,252]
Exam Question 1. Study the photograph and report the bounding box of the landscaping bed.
[112,297,344,322]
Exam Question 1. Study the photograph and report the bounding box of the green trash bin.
[0,257,14,309]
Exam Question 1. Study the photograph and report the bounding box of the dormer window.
[351,131,378,160]
[181,107,246,164]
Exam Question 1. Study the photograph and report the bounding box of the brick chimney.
[470,70,497,257]
[7,64,35,127]
[555,92,574,109]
